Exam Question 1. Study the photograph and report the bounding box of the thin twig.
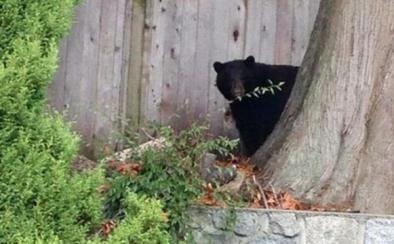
[253,175,268,209]
[140,127,156,140]
[269,183,282,209]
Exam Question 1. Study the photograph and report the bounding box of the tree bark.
[252,0,394,214]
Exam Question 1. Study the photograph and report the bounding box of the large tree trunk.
[252,0,394,214]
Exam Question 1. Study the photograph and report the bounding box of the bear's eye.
[241,74,250,80]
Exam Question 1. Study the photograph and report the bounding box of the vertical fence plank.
[142,0,166,124]
[227,0,246,60]
[49,39,68,112]
[160,0,183,125]
[260,0,277,63]
[125,0,145,130]
[111,0,127,148]
[175,0,201,128]
[309,0,321,34]
[63,3,85,123]
[275,0,294,64]
[244,0,264,59]
[79,0,101,155]
[207,0,231,135]
[119,0,134,136]
[192,0,214,120]
[139,0,153,126]
[291,0,310,65]
[94,0,118,153]
[63,2,94,153]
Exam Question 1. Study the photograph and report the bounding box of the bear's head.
[213,56,259,101]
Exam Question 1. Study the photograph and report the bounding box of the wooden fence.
[48,0,320,156]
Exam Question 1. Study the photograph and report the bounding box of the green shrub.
[0,0,79,59]
[104,124,238,241]
[105,192,171,244]
[0,0,104,242]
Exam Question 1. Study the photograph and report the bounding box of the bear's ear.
[213,62,224,73]
[244,56,255,67]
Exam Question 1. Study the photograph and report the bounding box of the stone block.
[269,213,301,237]
[304,216,360,244]
[365,218,394,244]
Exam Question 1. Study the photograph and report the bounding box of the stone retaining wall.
[189,207,394,244]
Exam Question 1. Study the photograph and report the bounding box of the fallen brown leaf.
[281,192,300,210]
[116,163,143,176]
[101,219,116,237]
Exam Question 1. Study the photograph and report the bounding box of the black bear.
[213,56,299,156]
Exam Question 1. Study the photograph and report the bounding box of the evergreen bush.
[0,1,103,242]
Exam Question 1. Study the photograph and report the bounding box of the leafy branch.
[234,80,285,102]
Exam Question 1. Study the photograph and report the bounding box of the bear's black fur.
[213,56,299,156]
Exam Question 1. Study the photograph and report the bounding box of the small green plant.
[223,207,237,232]
[104,123,239,242]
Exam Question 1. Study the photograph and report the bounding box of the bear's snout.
[231,80,245,98]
